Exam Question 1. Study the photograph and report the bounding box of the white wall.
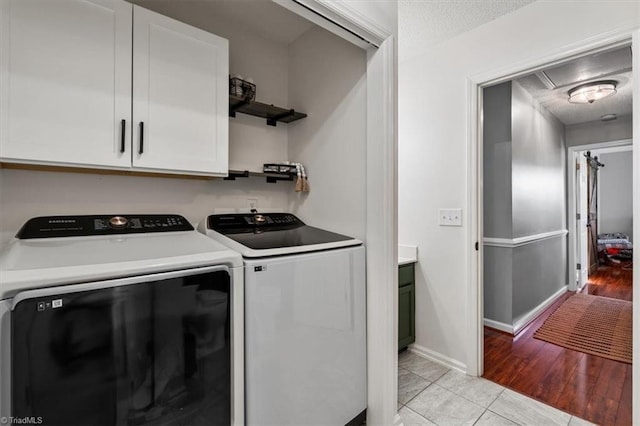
[398,1,640,368]
[0,169,290,233]
[566,115,632,147]
[599,150,633,239]
[288,27,367,240]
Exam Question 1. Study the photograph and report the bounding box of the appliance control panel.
[208,213,304,233]
[16,215,194,239]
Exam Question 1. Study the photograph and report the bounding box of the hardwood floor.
[483,264,633,425]
[585,263,633,301]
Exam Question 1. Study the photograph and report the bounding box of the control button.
[109,216,129,229]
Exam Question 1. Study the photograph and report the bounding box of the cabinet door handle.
[138,121,144,155]
[120,119,126,153]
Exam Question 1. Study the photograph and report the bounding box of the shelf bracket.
[267,109,295,127]
[224,170,295,183]
[265,174,294,183]
[223,170,249,181]
[229,93,253,118]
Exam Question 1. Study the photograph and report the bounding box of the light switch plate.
[439,208,462,226]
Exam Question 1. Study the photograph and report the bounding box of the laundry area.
[0,0,396,425]
[3,1,640,426]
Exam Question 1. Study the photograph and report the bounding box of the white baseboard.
[483,286,568,335]
[512,286,568,334]
[483,318,513,334]
[408,343,467,374]
[394,413,403,426]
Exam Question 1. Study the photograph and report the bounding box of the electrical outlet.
[247,198,258,212]
[439,208,462,226]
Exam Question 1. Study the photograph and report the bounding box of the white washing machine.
[199,213,366,426]
[0,214,244,426]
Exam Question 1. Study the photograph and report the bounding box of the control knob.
[253,214,267,225]
[109,216,129,229]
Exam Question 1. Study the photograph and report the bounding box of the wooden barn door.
[586,152,601,275]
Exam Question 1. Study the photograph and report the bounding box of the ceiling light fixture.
[568,80,617,104]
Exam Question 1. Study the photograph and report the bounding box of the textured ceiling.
[515,46,633,126]
[398,0,536,62]
[397,0,632,125]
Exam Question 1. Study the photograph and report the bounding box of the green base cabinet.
[398,263,415,351]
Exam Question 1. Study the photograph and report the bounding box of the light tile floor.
[398,351,596,426]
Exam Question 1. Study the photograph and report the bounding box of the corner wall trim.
[483,286,568,336]
[483,319,513,334]
[408,344,467,374]
[512,285,568,334]
[483,229,568,248]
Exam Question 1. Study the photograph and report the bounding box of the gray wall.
[512,237,567,323]
[511,82,566,237]
[483,82,513,239]
[483,247,512,324]
[483,81,568,329]
[566,115,632,147]
[599,150,633,240]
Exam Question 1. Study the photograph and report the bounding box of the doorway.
[479,43,634,424]
[569,141,633,293]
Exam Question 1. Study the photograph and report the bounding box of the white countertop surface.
[398,244,417,265]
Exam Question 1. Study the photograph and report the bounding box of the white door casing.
[577,153,589,290]
[567,140,631,293]
[632,28,640,426]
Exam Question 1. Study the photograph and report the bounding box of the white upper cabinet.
[132,6,228,175]
[0,0,229,176]
[0,0,132,168]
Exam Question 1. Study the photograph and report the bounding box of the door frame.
[467,28,639,424]
[274,2,398,425]
[567,139,632,292]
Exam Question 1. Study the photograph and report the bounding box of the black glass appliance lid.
[207,213,355,250]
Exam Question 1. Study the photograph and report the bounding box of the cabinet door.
[132,6,229,176]
[0,0,132,168]
[398,283,415,350]
[399,263,414,286]
[398,264,416,351]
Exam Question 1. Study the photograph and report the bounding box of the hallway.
[483,265,633,425]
